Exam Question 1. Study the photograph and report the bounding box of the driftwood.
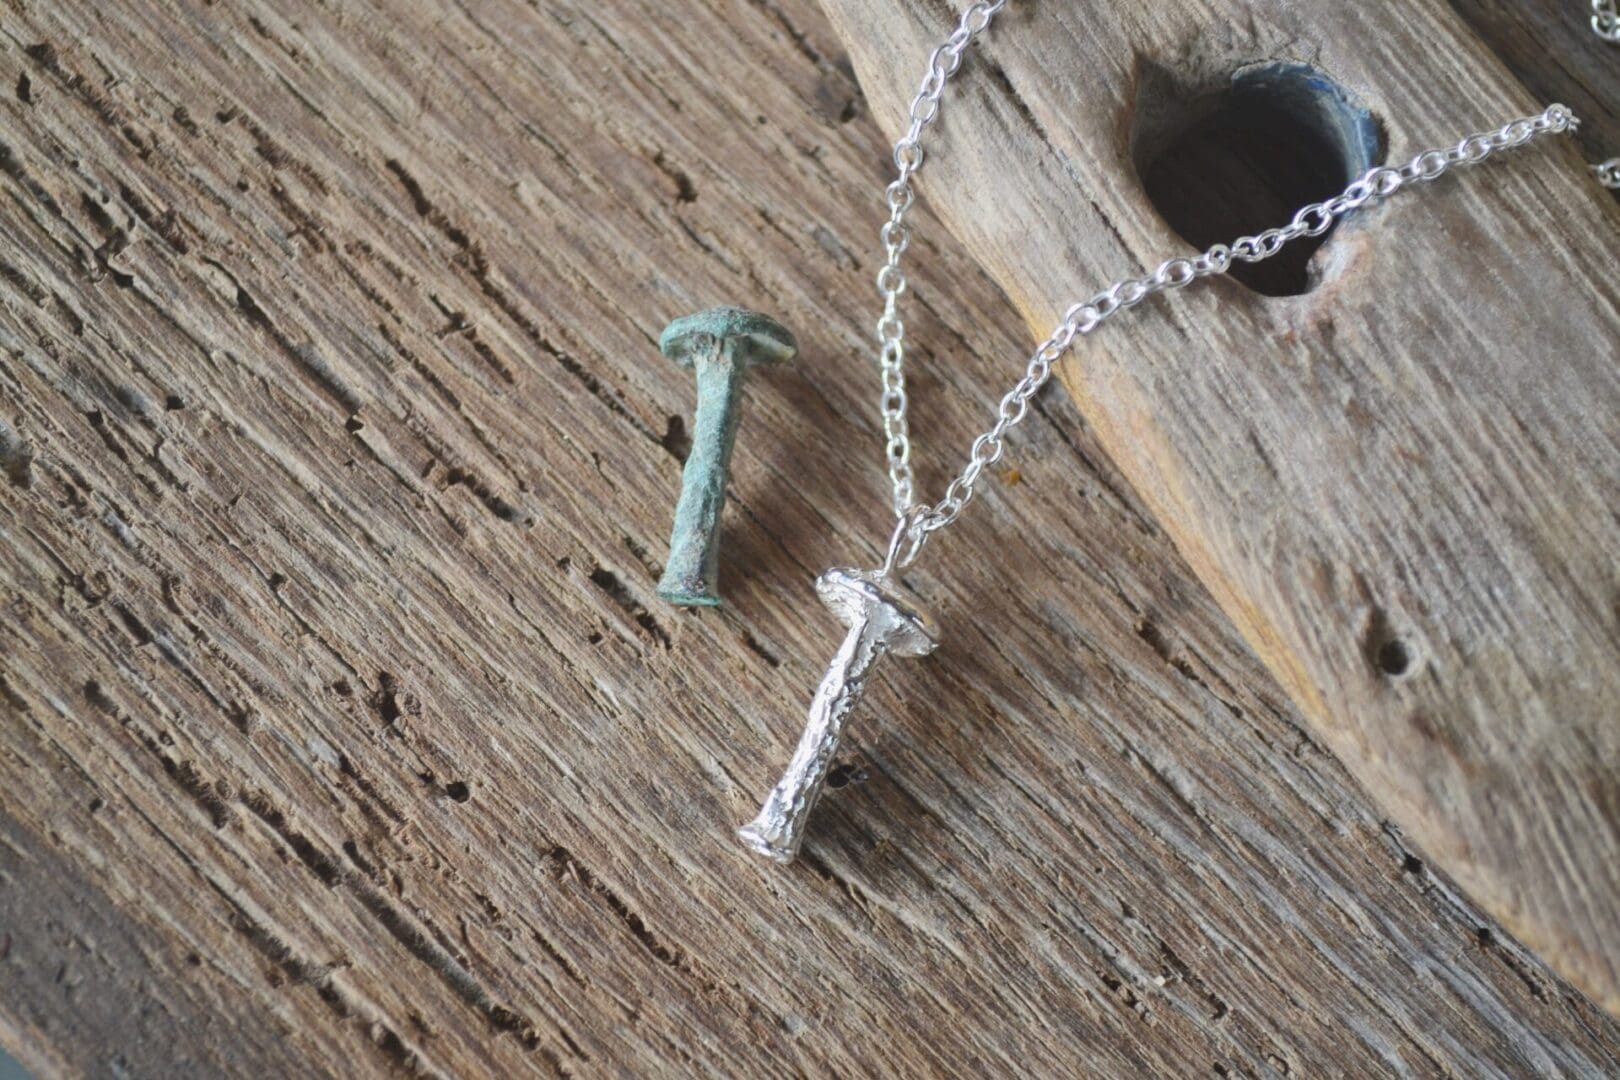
[822,0,1620,1017]
[0,0,1617,1075]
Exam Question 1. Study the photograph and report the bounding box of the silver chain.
[875,0,1008,517]
[1595,2,1620,185]
[871,2,1585,571]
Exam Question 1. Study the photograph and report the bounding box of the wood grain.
[0,0,1617,1075]
[820,0,1620,1017]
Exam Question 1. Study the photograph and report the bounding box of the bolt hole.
[445,780,471,803]
[1133,62,1384,297]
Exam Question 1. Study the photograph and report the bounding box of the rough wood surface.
[0,0,1617,1076]
[822,0,1620,1017]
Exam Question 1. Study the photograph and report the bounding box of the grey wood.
[0,0,1616,1074]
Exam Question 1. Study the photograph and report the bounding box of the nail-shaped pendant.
[657,308,796,607]
[739,566,938,863]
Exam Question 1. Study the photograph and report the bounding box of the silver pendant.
[740,517,938,863]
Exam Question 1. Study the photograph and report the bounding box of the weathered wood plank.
[0,0,1616,1074]
[820,0,1620,1016]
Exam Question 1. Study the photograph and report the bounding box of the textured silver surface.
[739,569,937,863]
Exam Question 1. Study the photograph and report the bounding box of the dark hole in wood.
[1136,63,1383,297]
[1377,638,1412,677]
[825,761,864,789]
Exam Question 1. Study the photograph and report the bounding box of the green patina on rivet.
[657,307,796,607]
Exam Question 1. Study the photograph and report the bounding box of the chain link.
[870,6,1582,571]
[1593,2,1620,185]
[1596,0,1620,42]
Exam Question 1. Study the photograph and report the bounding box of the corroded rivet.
[657,307,796,607]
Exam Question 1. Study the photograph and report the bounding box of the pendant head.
[814,567,939,657]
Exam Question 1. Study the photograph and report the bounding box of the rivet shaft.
[658,338,748,606]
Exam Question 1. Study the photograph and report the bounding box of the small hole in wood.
[825,761,865,790]
[1377,637,1412,678]
[661,414,690,462]
[445,780,471,803]
[1134,62,1384,297]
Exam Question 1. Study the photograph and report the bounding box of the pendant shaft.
[738,614,886,863]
